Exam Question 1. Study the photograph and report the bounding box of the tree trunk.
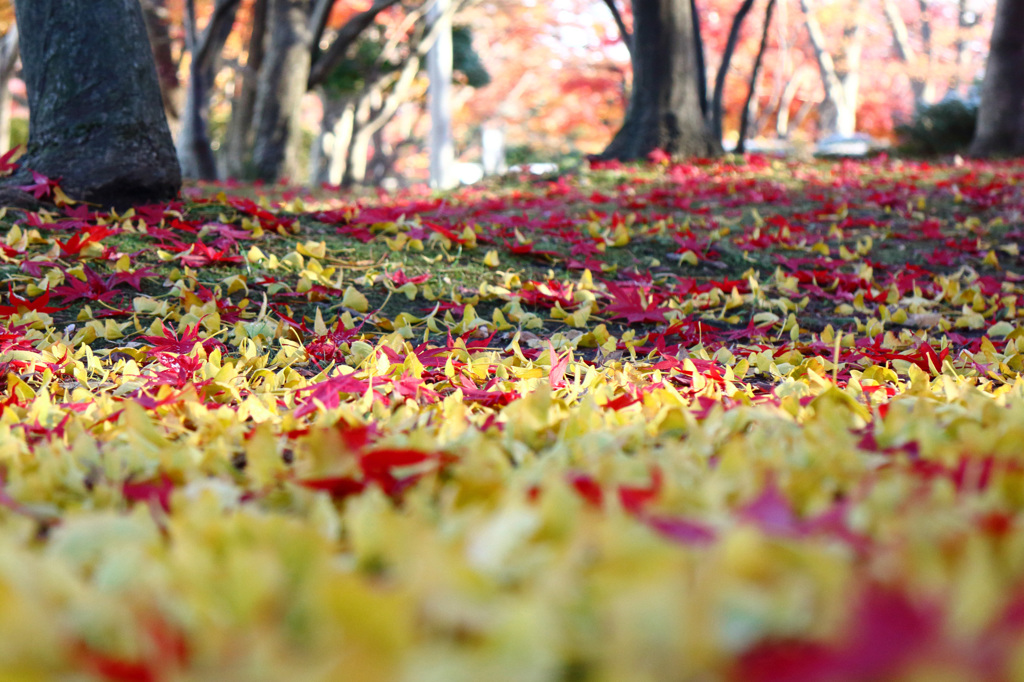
[776,67,810,137]
[0,26,19,155]
[177,0,240,181]
[737,0,776,153]
[710,0,757,145]
[250,0,313,182]
[690,0,708,118]
[307,0,405,90]
[13,0,180,208]
[427,0,456,189]
[800,0,865,138]
[224,0,268,179]
[883,0,932,106]
[969,0,1024,157]
[600,0,719,160]
[917,0,935,103]
[310,95,355,186]
[600,0,633,57]
[140,0,181,126]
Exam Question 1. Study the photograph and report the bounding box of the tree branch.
[883,0,914,63]
[308,0,407,90]
[710,0,757,143]
[309,0,337,50]
[0,25,19,84]
[194,0,242,75]
[691,0,708,118]
[600,0,632,56]
[738,0,776,152]
[799,0,844,101]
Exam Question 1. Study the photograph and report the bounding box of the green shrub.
[896,98,978,156]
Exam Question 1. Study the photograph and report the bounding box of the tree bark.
[737,0,776,153]
[307,0,406,90]
[427,0,455,189]
[0,26,19,155]
[178,0,240,181]
[710,0,757,144]
[250,0,313,182]
[600,0,633,57]
[600,0,720,160]
[800,0,865,138]
[13,0,180,208]
[883,0,933,106]
[690,0,708,118]
[311,95,355,186]
[140,0,181,125]
[969,0,1024,157]
[224,0,268,179]
[776,67,810,137]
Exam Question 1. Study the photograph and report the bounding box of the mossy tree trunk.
[13,0,180,208]
[599,0,720,160]
[969,0,1024,157]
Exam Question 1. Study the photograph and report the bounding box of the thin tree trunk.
[11,0,180,207]
[340,0,462,185]
[310,94,354,185]
[954,0,969,91]
[0,26,19,155]
[328,100,356,185]
[710,0,758,144]
[969,0,1024,156]
[882,0,929,105]
[738,0,776,152]
[140,0,181,125]
[918,0,934,102]
[427,0,455,189]
[600,0,633,57]
[178,0,238,180]
[251,0,313,182]
[224,0,268,178]
[690,0,708,118]
[838,3,865,135]
[307,0,406,89]
[800,0,864,137]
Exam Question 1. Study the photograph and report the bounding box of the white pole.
[427,0,456,189]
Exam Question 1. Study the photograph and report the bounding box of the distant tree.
[599,0,719,160]
[883,0,936,106]
[9,0,180,208]
[219,0,407,182]
[177,0,240,180]
[0,22,18,155]
[969,0,1024,157]
[799,0,867,138]
[737,0,776,152]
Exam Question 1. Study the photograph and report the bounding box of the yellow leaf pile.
[0,159,1022,679]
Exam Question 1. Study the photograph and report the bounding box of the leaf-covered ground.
[2,155,1024,681]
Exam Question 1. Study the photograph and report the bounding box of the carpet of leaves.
[1,154,1024,681]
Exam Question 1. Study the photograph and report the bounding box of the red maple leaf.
[140,321,214,356]
[602,281,671,324]
[56,224,116,257]
[0,285,67,316]
[52,267,121,304]
[293,373,374,418]
[17,170,59,199]
[122,473,175,513]
[176,242,242,268]
[0,145,21,176]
